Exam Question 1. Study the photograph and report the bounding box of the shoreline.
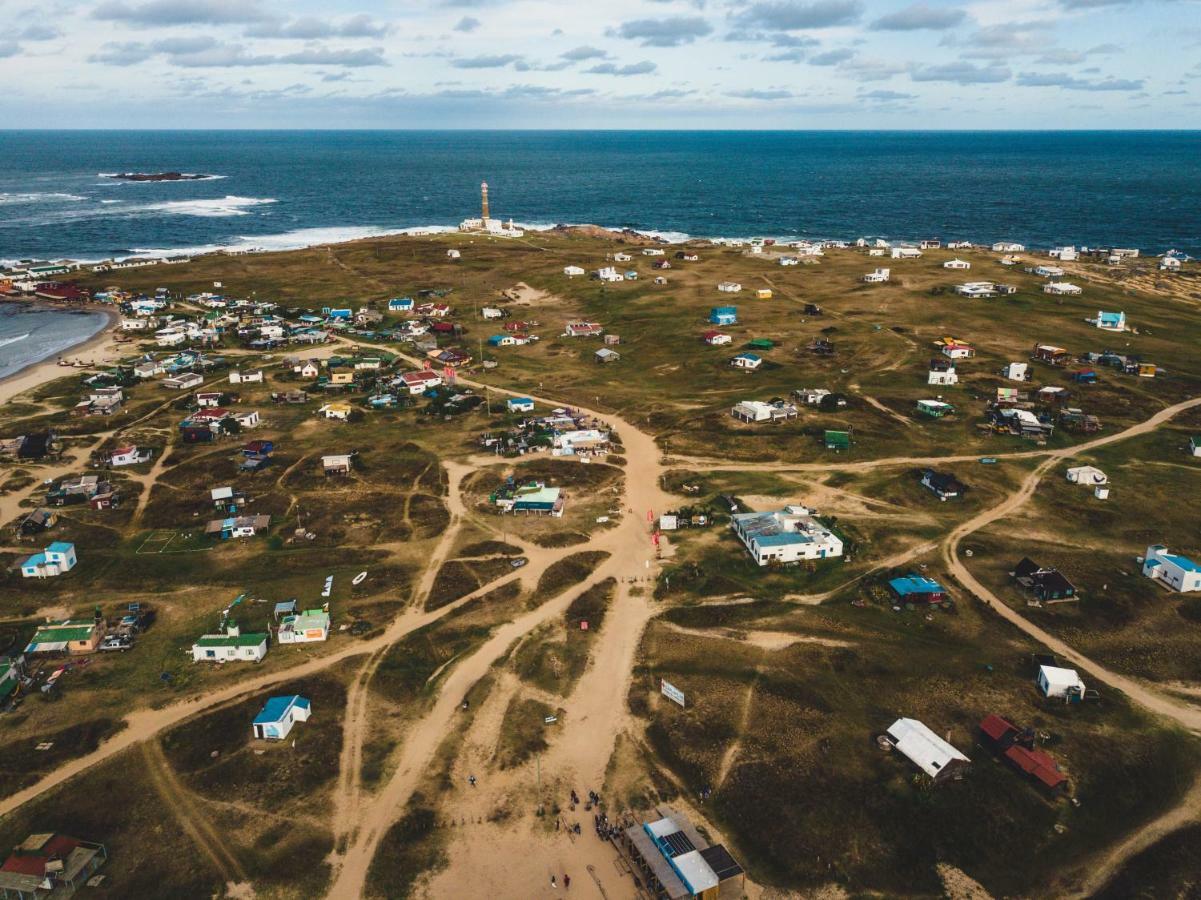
[0,307,124,406]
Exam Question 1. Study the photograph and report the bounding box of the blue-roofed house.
[730,353,762,371]
[888,574,948,604]
[710,306,738,326]
[1143,545,1201,592]
[388,297,414,313]
[20,542,76,578]
[730,505,843,566]
[1093,310,1126,332]
[252,695,311,741]
[507,397,535,413]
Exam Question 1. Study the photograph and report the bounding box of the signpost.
[660,678,685,708]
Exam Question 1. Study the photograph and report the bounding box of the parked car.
[99,634,133,652]
[510,557,529,569]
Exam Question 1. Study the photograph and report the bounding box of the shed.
[595,348,621,364]
[885,718,970,783]
[1037,664,1085,701]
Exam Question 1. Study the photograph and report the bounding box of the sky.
[0,0,1198,128]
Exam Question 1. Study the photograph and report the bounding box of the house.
[954,282,996,298]
[446,248,461,260]
[0,833,108,899]
[944,259,971,270]
[1037,664,1085,701]
[1160,256,1182,271]
[322,454,354,476]
[1004,362,1029,381]
[565,321,604,338]
[252,695,311,741]
[594,266,624,283]
[756,288,773,299]
[1032,345,1072,366]
[729,353,761,371]
[229,369,263,384]
[928,365,958,386]
[888,574,948,605]
[204,514,271,539]
[17,508,54,536]
[387,297,414,313]
[195,391,223,408]
[1013,558,1077,601]
[884,718,969,783]
[824,430,851,451]
[494,482,565,517]
[1190,436,1201,458]
[553,429,609,457]
[277,608,330,644]
[703,331,732,346]
[993,241,1025,252]
[400,370,443,395]
[1143,545,1201,593]
[891,247,922,259]
[618,808,744,900]
[0,659,19,706]
[939,340,975,360]
[1091,311,1126,331]
[916,399,954,418]
[163,372,205,390]
[729,505,843,566]
[717,281,742,293]
[731,400,798,423]
[1049,246,1078,261]
[563,265,585,277]
[978,715,1068,794]
[862,268,891,283]
[318,402,353,421]
[920,469,963,501]
[192,623,268,663]
[1066,465,1107,486]
[920,239,942,250]
[110,445,152,467]
[506,397,535,413]
[995,283,1017,295]
[595,348,621,364]
[297,360,321,379]
[24,617,105,655]
[1043,281,1082,296]
[709,307,737,326]
[613,252,632,262]
[19,542,77,578]
[231,410,259,430]
[642,248,665,257]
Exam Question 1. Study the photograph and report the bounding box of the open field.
[0,231,1200,897]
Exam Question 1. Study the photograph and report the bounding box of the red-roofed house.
[978,714,1068,795]
[703,331,732,346]
[0,832,107,898]
[400,370,442,395]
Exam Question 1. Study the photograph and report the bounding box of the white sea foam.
[0,192,86,205]
[127,224,438,258]
[143,196,277,218]
[0,332,30,349]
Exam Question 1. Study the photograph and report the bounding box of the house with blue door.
[710,306,738,326]
[252,695,311,741]
[507,397,535,413]
[1091,310,1126,331]
[1143,545,1201,592]
[388,297,414,312]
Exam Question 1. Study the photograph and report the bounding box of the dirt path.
[860,394,915,428]
[140,740,253,893]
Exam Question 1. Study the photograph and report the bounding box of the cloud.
[451,54,523,69]
[859,88,915,100]
[731,0,864,31]
[92,0,270,26]
[727,87,794,98]
[586,60,657,75]
[611,16,713,46]
[244,15,391,39]
[810,47,854,64]
[910,61,1010,83]
[870,3,966,31]
[453,16,481,32]
[0,41,20,58]
[841,56,908,80]
[1016,71,1144,90]
[91,39,387,67]
[560,45,609,61]
[765,47,808,61]
[18,24,62,41]
[954,22,1054,59]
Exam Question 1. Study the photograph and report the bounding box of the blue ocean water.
[0,304,110,381]
[0,130,1199,261]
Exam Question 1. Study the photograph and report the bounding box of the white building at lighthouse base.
[459,217,525,238]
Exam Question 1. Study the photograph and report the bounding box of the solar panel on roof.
[700,844,744,880]
[660,830,696,858]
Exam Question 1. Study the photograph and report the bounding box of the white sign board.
[660,678,685,708]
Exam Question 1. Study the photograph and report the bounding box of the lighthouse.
[480,181,490,223]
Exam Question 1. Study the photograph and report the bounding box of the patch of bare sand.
[663,622,853,651]
[938,864,994,900]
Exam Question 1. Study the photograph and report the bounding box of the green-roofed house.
[191,623,268,663]
[0,659,20,706]
[24,618,106,655]
[824,430,852,451]
[1190,436,1201,457]
[916,399,955,418]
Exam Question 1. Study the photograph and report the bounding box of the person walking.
[564,874,571,889]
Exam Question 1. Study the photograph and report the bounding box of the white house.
[1091,311,1126,331]
[891,247,922,259]
[163,373,204,390]
[563,265,585,277]
[1034,265,1065,278]
[863,268,891,284]
[229,369,264,384]
[252,695,311,741]
[1004,362,1029,381]
[192,623,268,663]
[703,331,732,346]
[277,609,330,644]
[446,248,461,260]
[1066,465,1107,486]
[613,252,632,262]
[506,397,535,413]
[1143,545,1201,593]
[943,259,971,270]
[928,366,958,386]
[231,410,260,429]
[779,256,799,266]
[400,370,442,394]
[955,282,996,298]
[992,241,1025,252]
[729,505,843,566]
[595,266,624,283]
[1037,665,1086,701]
[940,341,974,360]
[642,248,665,257]
[20,542,77,578]
[317,403,352,421]
[1049,246,1079,261]
[1160,256,1182,271]
[731,401,797,423]
[885,718,970,783]
[1044,282,1082,296]
[729,353,762,371]
[717,281,742,293]
[110,445,152,467]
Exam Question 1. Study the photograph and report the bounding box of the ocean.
[1,131,1199,263]
[0,304,111,382]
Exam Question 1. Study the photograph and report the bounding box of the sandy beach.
[0,307,125,407]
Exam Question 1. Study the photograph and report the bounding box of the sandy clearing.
[662,622,854,651]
